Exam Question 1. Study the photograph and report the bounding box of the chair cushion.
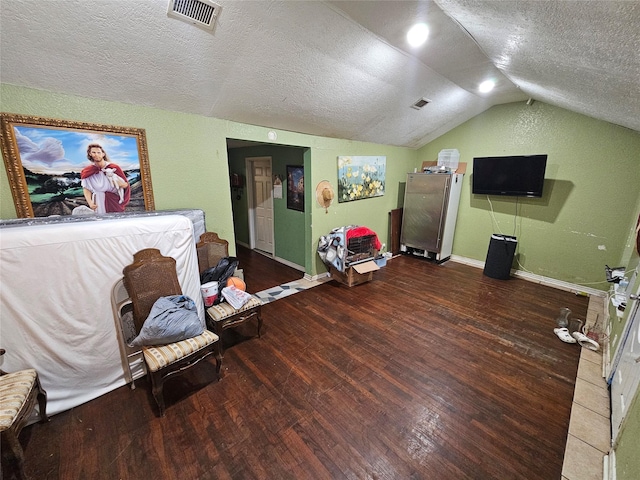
[206,296,262,322]
[142,329,219,372]
[0,369,37,431]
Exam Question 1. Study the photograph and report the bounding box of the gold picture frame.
[0,113,154,218]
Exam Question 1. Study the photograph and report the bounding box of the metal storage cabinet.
[400,172,464,262]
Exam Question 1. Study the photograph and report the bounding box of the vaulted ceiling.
[1,1,638,149]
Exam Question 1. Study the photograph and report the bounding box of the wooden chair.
[196,232,229,277]
[196,233,263,357]
[120,248,222,417]
[0,349,48,480]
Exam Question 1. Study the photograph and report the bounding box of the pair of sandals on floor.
[554,322,600,351]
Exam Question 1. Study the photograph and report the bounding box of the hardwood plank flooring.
[236,245,303,294]
[11,253,588,479]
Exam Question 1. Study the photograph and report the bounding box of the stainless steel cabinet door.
[400,174,450,252]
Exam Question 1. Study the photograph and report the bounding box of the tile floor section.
[253,274,331,304]
[255,274,612,480]
[562,295,610,480]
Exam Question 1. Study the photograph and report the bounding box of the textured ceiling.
[0,1,638,149]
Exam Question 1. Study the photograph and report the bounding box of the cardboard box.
[329,260,380,287]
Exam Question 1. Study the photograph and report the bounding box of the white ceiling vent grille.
[167,0,222,31]
[411,97,431,110]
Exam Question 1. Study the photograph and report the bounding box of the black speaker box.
[483,234,517,280]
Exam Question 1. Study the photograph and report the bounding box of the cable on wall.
[486,195,503,235]
[487,194,610,287]
[513,196,519,237]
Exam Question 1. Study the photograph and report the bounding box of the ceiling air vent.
[167,0,222,31]
[411,97,431,110]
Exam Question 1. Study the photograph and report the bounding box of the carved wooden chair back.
[196,232,229,276]
[122,248,182,333]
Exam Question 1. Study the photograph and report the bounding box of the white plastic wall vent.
[167,0,222,31]
[411,97,431,110]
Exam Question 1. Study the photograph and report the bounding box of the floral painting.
[337,156,386,203]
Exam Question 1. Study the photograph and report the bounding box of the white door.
[611,281,640,444]
[248,157,274,254]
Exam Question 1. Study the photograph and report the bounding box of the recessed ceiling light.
[407,23,429,47]
[479,80,495,93]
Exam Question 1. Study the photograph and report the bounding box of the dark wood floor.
[235,244,303,293]
[12,252,588,479]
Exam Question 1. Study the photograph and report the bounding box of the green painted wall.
[303,141,417,274]
[0,84,417,275]
[228,144,306,268]
[0,84,237,248]
[227,150,251,246]
[417,102,640,290]
[616,393,640,480]
[221,132,417,277]
[2,85,640,480]
[419,102,640,479]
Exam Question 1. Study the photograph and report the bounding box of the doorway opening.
[226,138,308,290]
[245,156,274,256]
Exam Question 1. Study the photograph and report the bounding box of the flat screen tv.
[472,154,547,197]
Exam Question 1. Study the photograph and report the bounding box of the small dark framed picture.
[286,165,304,212]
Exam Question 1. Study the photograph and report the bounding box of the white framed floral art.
[337,155,385,203]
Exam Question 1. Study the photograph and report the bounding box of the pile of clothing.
[317,225,381,272]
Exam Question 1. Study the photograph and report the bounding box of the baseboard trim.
[304,272,331,282]
[235,242,305,272]
[449,254,607,298]
[273,255,305,272]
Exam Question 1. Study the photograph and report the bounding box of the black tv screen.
[472,154,547,197]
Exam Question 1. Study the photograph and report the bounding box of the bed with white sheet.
[0,214,203,416]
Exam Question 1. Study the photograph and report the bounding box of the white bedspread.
[0,214,203,416]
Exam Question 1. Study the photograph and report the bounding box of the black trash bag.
[201,256,239,305]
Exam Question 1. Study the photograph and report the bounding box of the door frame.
[610,281,640,446]
[245,156,274,253]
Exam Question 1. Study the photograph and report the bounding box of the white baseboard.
[235,241,305,272]
[304,272,331,282]
[449,255,485,269]
[273,255,305,272]
[604,449,616,480]
[449,254,607,298]
[238,246,607,298]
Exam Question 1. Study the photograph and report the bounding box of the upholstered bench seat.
[206,296,263,356]
[142,329,220,372]
[207,296,263,320]
[0,369,38,430]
